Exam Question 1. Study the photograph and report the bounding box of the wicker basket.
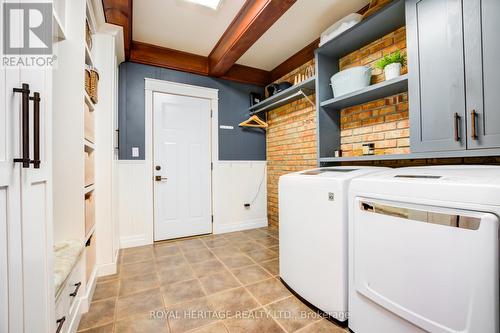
[89,68,99,104]
[84,66,91,97]
[85,20,92,50]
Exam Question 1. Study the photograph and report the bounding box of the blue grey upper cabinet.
[406,0,467,152]
[464,0,500,149]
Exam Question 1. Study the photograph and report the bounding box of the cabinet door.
[464,0,500,149]
[407,0,467,152]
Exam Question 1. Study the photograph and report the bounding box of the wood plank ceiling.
[102,0,368,86]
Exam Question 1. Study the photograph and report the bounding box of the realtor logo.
[3,3,52,55]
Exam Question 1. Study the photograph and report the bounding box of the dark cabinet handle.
[55,316,66,333]
[69,282,82,297]
[30,92,41,168]
[454,113,461,142]
[13,84,31,168]
[471,110,478,140]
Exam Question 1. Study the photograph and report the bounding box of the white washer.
[348,166,500,333]
[279,166,389,322]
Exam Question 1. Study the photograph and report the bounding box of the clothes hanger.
[239,115,268,128]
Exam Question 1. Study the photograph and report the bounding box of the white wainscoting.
[116,160,267,248]
[213,161,267,234]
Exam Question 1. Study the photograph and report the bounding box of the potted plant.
[376,50,407,81]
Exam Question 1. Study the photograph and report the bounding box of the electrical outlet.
[132,147,140,157]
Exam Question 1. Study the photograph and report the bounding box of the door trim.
[145,79,219,241]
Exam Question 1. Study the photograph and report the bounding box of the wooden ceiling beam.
[129,41,270,86]
[102,0,133,60]
[208,0,296,77]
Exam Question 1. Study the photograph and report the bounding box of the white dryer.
[348,166,500,333]
[279,166,389,322]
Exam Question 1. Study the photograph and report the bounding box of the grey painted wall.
[118,62,266,160]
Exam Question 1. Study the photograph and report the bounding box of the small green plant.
[375,50,407,69]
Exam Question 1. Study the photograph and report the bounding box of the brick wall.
[339,26,409,157]
[266,60,317,227]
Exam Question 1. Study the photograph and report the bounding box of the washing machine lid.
[350,166,500,207]
[293,166,389,179]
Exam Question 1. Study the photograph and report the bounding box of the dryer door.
[351,197,499,333]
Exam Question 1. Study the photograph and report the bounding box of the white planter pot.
[384,63,401,80]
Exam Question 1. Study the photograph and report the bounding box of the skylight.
[184,0,222,10]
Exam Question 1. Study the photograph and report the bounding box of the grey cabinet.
[407,0,467,152]
[464,0,500,149]
[408,0,500,153]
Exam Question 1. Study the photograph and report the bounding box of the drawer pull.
[69,282,82,297]
[56,316,66,333]
[454,112,461,142]
[471,110,478,140]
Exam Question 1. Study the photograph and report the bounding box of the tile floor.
[77,227,347,333]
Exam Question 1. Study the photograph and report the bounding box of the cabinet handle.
[454,113,461,142]
[30,92,41,168]
[471,110,478,140]
[55,316,66,333]
[13,84,31,168]
[69,282,82,297]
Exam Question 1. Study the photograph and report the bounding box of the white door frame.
[145,78,219,241]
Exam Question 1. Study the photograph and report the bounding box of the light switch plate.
[132,147,140,157]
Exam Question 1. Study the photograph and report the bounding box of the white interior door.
[153,92,212,241]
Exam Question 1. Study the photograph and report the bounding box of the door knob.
[156,165,161,171]
[155,175,168,182]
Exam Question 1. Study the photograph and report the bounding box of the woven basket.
[85,20,92,50]
[84,67,91,97]
[89,68,99,104]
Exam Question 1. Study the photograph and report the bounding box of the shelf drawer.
[84,149,95,187]
[84,102,95,143]
[84,192,95,236]
[85,233,96,282]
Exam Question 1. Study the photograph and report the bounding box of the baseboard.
[213,218,268,234]
[66,299,83,333]
[120,234,151,249]
[81,266,98,313]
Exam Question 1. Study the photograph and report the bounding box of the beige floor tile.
[121,245,153,255]
[246,248,278,263]
[97,273,120,283]
[93,280,119,301]
[243,230,269,240]
[209,245,241,258]
[162,279,206,306]
[266,296,319,332]
[219,254,254,269]
[246,278,291,305]
[191,322,228,333]
[202,237,230,248]
[223,308,285,333]
[158,263,196,285]
[156,254,188,269]
[177,238,207,251]
[199,272,239,295]
[122,247,154,265]
[115,316,170,333]
[78,298,116,331]
[191,259,227,278]
[154,243,181,258]
[184,249,216,264]
[167,297,218,333]
[120,260,156,278]
[235,241,265,253]
[232,265,271,286]
[78,323,114,333]
[119,273,160,296]
[259,258,279,276]
[207,287,259,318]
[116,288,164,320]
[254,236,279,248]
[296,319,347,333]
[268,245,279,254]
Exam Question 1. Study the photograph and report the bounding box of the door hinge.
[210,109,213,118]
[211,162,213,170]
[211,215,214,223]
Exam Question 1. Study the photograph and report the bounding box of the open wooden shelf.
[320,75,408,111]
[249,76,316,115]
